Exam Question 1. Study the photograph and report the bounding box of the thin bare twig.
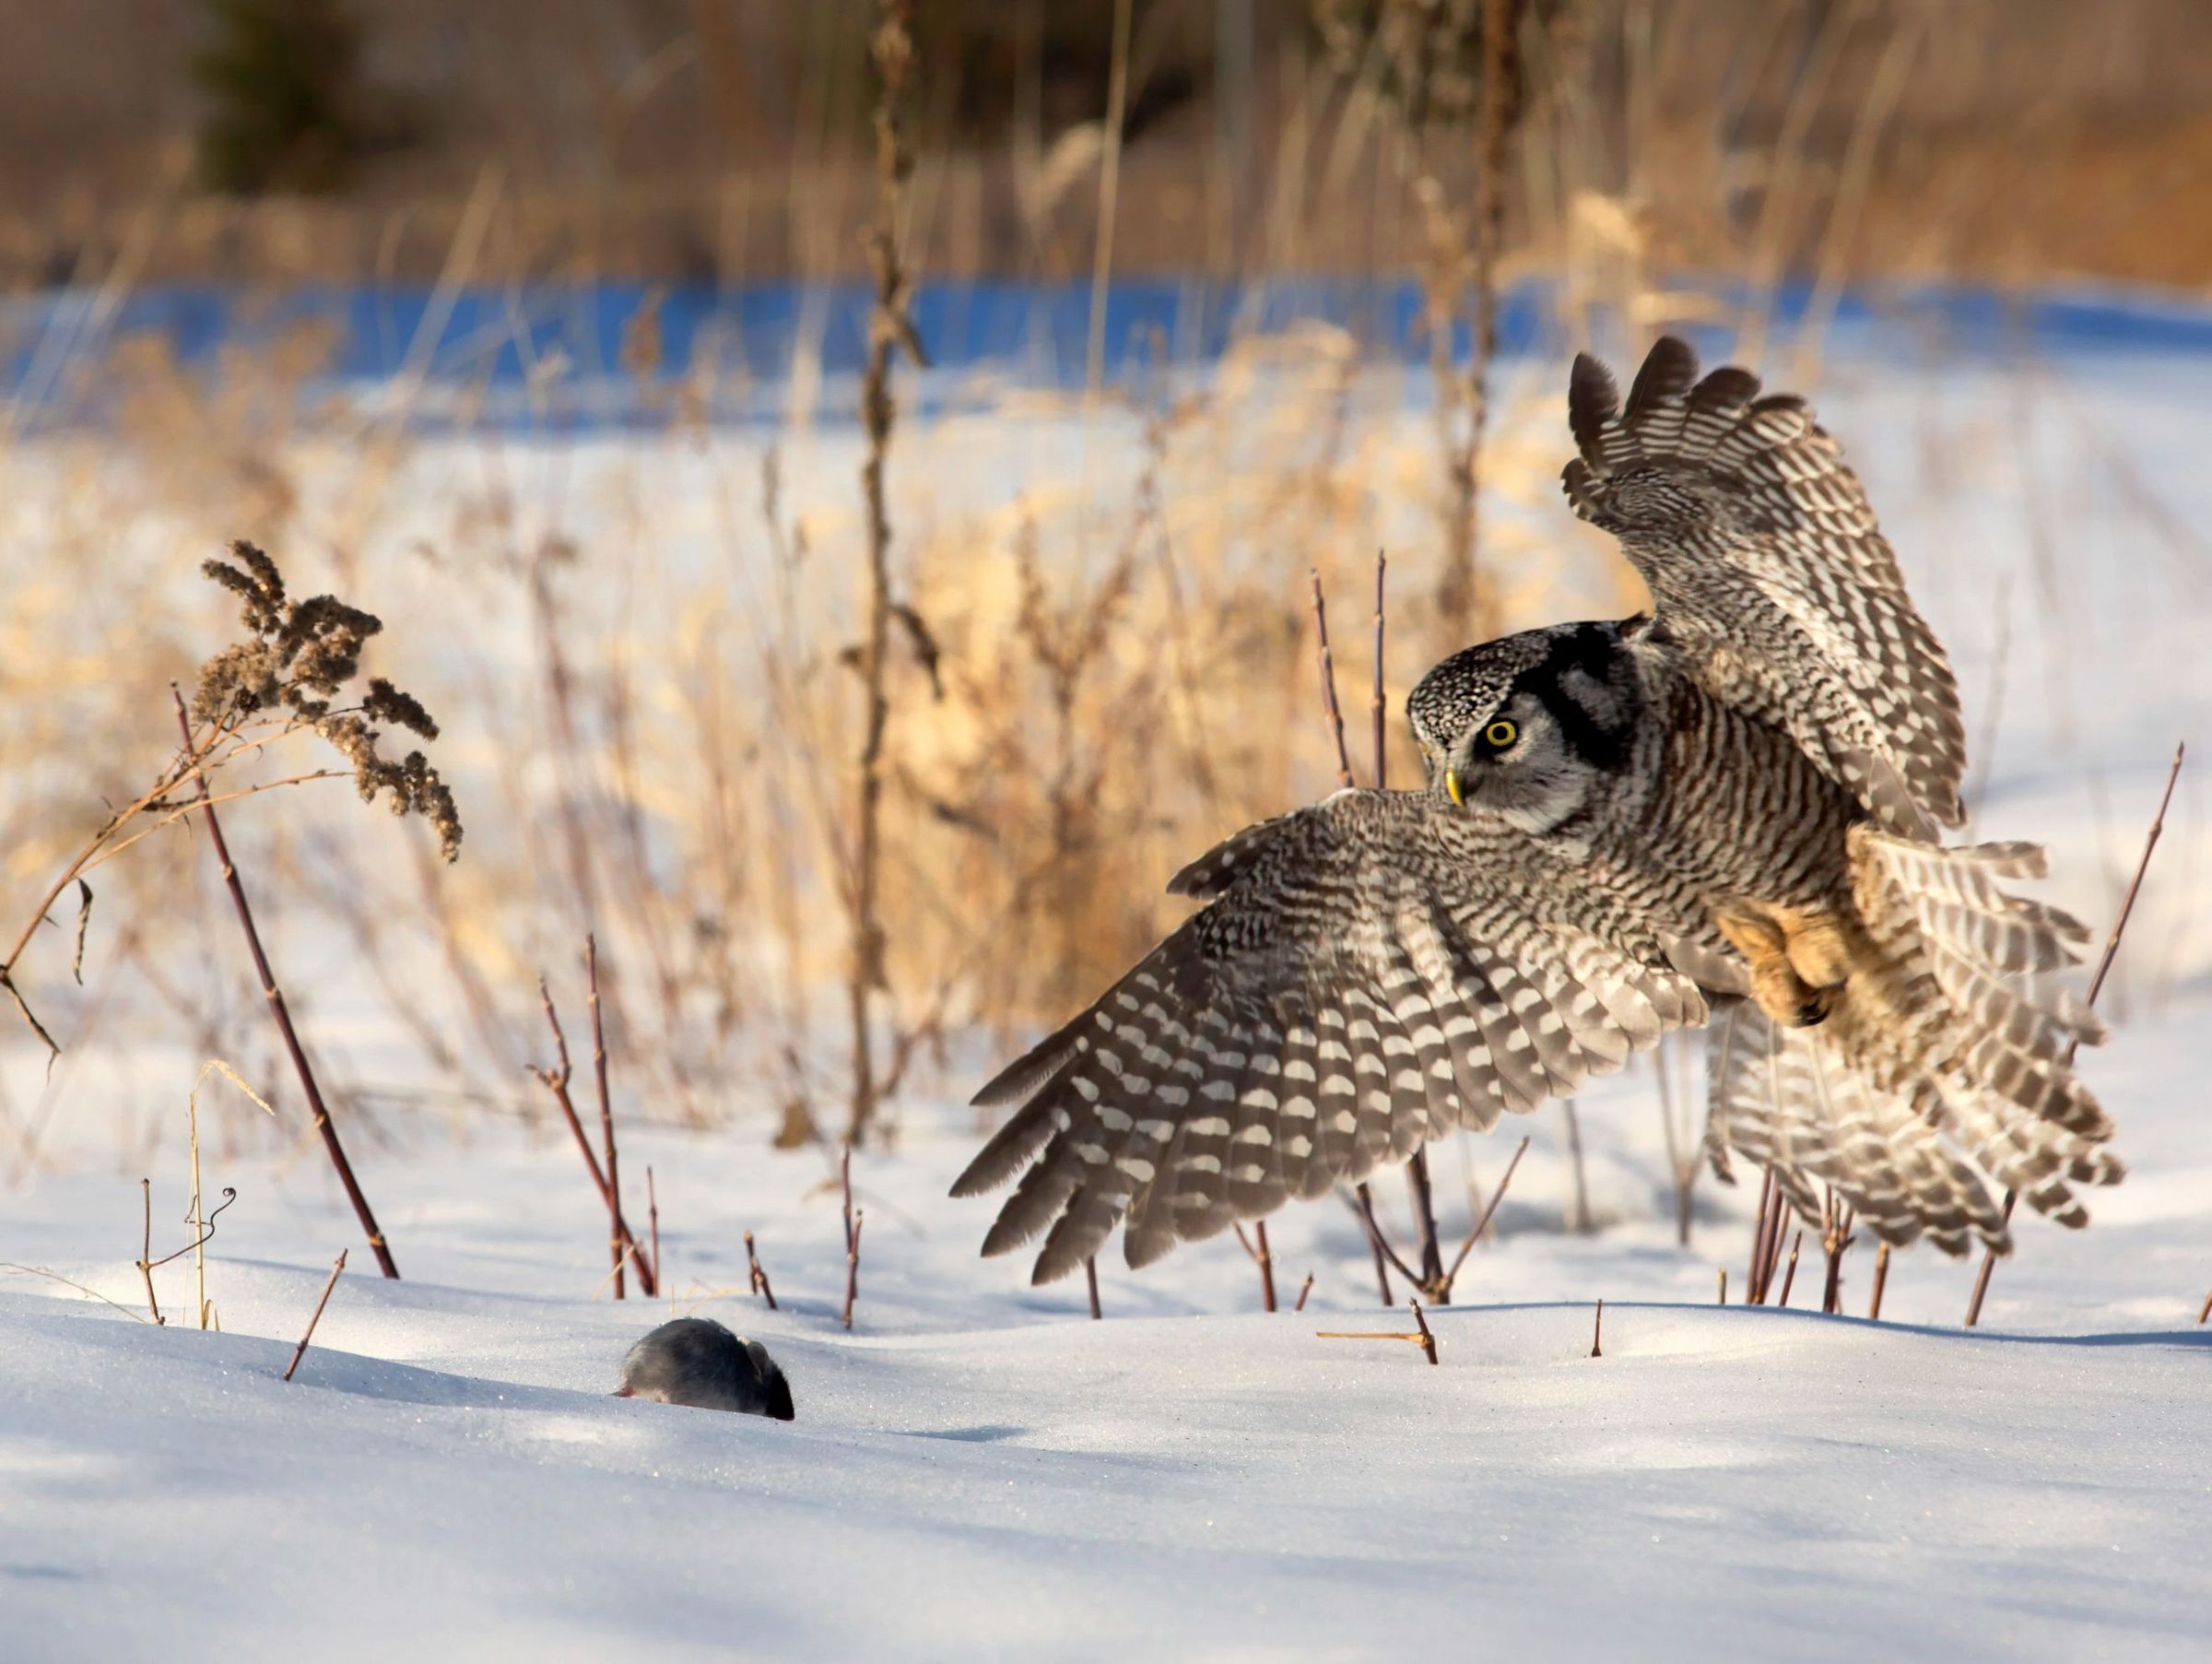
[1409,1300,1439,1364]
[1309,570,1357,789]
[530,975,654,1296]
[647,1166,660,1296]
[1776,1231,1803,1308]
[744,1230,778,1310]
[1589,1298,1604,1359]
[586,935,626,1299]
[1968,740,2183,1327]
[1294,1272,1314,1313]
[171,692,396,1278]
[135,1177,163,1324]
[843,1210,865,1331]
[1085,1256,1101,1320]
[1345,1184,1418,1289]
[1441,1133,1530,1292]
[1716,1268,1727,1305]
[1868,1243,1891,1321]
[1318,1303,1439,1365]
[283,1250,348,1382]
[846,0,924,1149]
[1234,1219,1278,1312]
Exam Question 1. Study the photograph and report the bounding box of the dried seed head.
[192,540,465,862]
[363,678,439,740]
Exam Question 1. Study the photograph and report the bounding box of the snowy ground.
[5,334,2212,1660]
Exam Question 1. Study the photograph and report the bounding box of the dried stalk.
[1819,1195,1853,1316]
[1746,1167,1777,1304]
[283,1250,347,1382]
[1234,1220,1278,1312]
[1588,1298,1604,1359]
[1439,1132,1531,1295]
[586,935,626,1300]
[745,1230,778,1310]
[843,1210,865,1332]
[1354,1183,1395,1304]
[1776,1230,1803,1308]
[1868,1243,1891,1321]
[647,1167,661,1295]
[1294,1273,1314,1313]
[1346,1184,1418,1294]
[845,0,924,1149]
[1967,740,2183,1327]
[1317,1301,1439,1364]
[531,975,655,1296]
[1085,1256,1101,1320]
[2196,1288,2210,1326]
[1409,1300,1439,1364]
[1716,1268,1727,1305]
[171,694,397,1278]
[135,1177,163,1324]
[1309,571,1357,789]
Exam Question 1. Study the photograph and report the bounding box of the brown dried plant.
[1,539,460,1057]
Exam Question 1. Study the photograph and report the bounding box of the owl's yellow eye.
[1484,719,1519,749]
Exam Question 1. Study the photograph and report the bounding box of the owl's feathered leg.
[1712,901,1872,1029]
[1702,829,2119,1257]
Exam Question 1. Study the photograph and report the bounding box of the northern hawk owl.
[955,337,2116,1281]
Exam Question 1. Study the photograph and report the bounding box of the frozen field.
[4,333,2210,1660]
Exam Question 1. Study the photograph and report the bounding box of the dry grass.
[0,0,2196,1208]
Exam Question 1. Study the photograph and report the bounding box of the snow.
[6,335,2212,1659]
[5,1103,2210,1662]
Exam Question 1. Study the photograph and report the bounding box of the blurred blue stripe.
[5,277,2208,424]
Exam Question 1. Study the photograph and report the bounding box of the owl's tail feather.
[1706,830,2119,1256]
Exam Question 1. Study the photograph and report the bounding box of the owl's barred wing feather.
[1563,336,1967,839]
[953,790,1708,1283]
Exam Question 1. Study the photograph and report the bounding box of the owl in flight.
[955,336,2117,1282]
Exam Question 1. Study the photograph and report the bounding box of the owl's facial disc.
[1444,683,1613,837]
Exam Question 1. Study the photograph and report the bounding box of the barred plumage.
[958,337,2119,1283]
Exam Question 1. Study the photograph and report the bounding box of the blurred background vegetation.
[2,1,2205,1171]
[6,0,2207,289]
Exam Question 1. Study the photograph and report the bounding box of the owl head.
[1406,620,1641,835]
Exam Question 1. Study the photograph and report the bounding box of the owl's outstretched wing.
[952,789,1707,1284]
[1563,336,1966,841]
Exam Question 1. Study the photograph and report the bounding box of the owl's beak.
[1444,770,1465,808]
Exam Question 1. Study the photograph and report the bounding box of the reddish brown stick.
[135,1177,164,1324]
[1235,1220,1278,1312]
[842,1209,865,1330]
[1589,1298,1604,1359]
[2196,1288,2210,1326]
[1746,1167,1777,1304]
[1441,1134,1531,1292]
[585,935,624,1299]
[1967,740,2183,1328]
[1776,1230,1803,1308]
[533,978,656,1294]
[1409,1300,1439,1365]
[1820,1196,1853,1316]
[1868,1243,1891,1320]
[647,1166,660,1293]
[171,694,396,1278]
[1085,1255,1100,1320]
[1309,570,1356,789]
[745,1230,778,1310]
[1293,1272,1314,1313]
[283,1249,348,1382]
